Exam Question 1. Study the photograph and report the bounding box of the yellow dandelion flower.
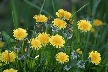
[56,9,65,18]
[37,32,50,45]
[33,14,47,22]
[56,9,72,20]
[13,28,28,40]
[64,11,72,20]
[56,52,69,63]
[52,18,67,29]
[1,50,16,63]
[49,34,65,48]
[30,38,42,50]
[3,68,18,72]
[91,28,96,33]
[0,41,4,48]
[89,51,101,65]
[76,48,82,54]
[77,20,92,32]
[93,19,103,26]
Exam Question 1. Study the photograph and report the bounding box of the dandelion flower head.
[37,32,50,45]
[89,51,101,65]
[49,34,65,48]
[93,19,103,26]
[13,28,28,40]
[56,9,72,20]
[1,50,16,63]
[56,9,65,18]
[3,68,18,72]
[52,18,67,29]
[33,14,47,22]
[64,11,72,20]
[29,38,42,50]
[56,52,69,63]
[77,20,92,32]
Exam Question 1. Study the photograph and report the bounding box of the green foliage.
[0,0,108,72]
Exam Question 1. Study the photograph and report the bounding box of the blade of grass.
[73,3,89,16]
[10,0,19,28]
[24,0,52,16]
[92,0,101,20]
[52,0,55,14]
[39,0,45,14]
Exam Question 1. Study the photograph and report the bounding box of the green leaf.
[2,31,10,42]
[2,31,14,43]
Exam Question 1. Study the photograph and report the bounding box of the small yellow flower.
[91,28,96,33]
[56,9,65,18]
[89,51,101,65]
[77,20,92,32]
[93,19,103,26]
[56,9,72,20]
[3,68,18,72]
[64,11,72,20]
[49,34,65,48]
[1,50,16,63]
[13,28,28,40]
[76,48,82,54]
[52,18,67,29]
[37,32,50,45]
[0,41,4,48]
[33,14,47,22]
[30,38,42,50]
[56,52,69,63]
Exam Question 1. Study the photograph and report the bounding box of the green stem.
[21,40,24,53]
[24,0,52,16]
[39,0,46,15]
[73,3,89,16]
[52,0,55,14]
[10,0,18,28]
[85,32,90,48]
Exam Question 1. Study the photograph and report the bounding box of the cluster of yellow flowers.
[56,9,72,20]
[6,9,103,68]
[3,68,17,72]
[52,9,72,29]
[0,7,104,71]
[32,9,70,63]
[28,32,49,50]
[28,33,65,50]
[0,50,16,63]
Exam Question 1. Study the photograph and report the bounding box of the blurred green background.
[0,0,108,36]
